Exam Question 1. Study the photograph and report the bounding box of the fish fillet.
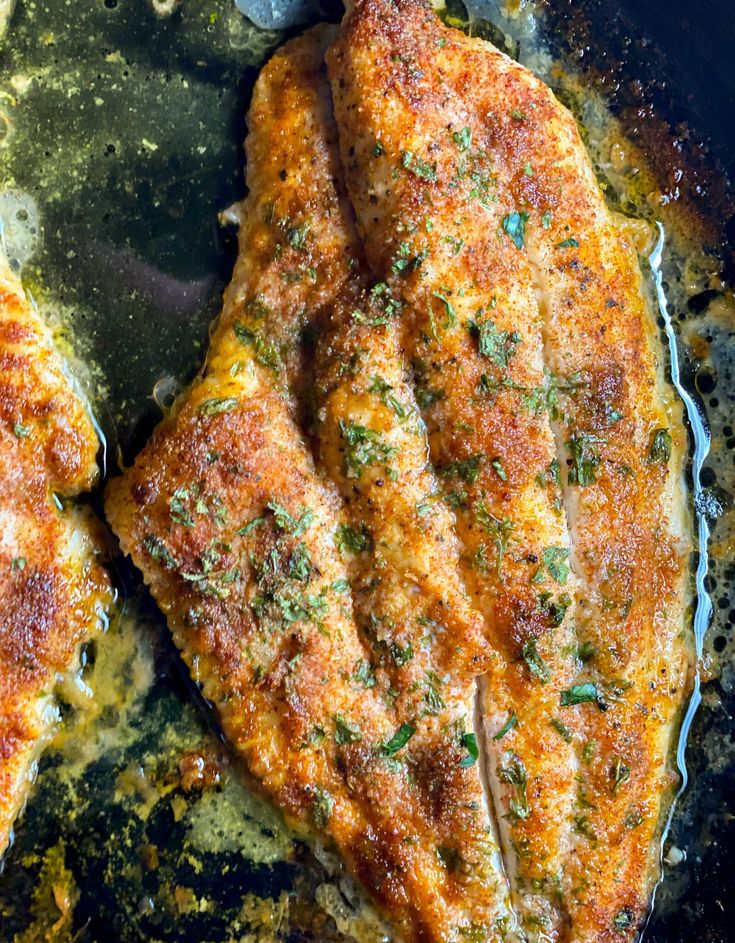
[442,29,692,942]
[327,1,582,934]
[0,258,111,857]
[327,1,692,939]
[105,27,513,942]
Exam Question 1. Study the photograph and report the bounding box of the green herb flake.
[648,427,672,465]
[612,909,633,933]
[169,488,195,528]
[267,502,314,537]
[334,714,362,745]
[499,751,531,821]
[611,756,631,794]
[459,731,479,767]
[566,431,605,486]
[541,209,553,229]
[453,126,472,152]
[13,423,30,438]
[11,556,26,572]
[491,458,507,481]
[401,150,438,182]
[471,318,522,368]
[286,223,310,251]
[339,419,398,478]
[335,523,370,555]
[493,713,518,741]
[557,237,579,248]
[353,659,376,689]
[522,637,550,683]
[233,322,282,372]
[311,787,334,827]
[532,546,571,585]
[501,211,530,250]
[560,683,600,707]
[550,718,573,743]
[382,722,416,756]
[432,291,457,329]
[198,397,239,416]
[237,516,265,537]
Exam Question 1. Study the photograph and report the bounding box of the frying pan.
[0,1,731,940]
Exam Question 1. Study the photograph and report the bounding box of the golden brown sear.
[0,258,111,857]
[106,27,513,943]
[327,1,692,940]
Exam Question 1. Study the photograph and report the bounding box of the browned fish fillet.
[328,2,692,940]
[314,274,512,936]
[105,27,513,942]
[327,1,582,934]
[440,30,692,942]
[0,257,111,857]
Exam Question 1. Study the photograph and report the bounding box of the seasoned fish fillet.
[327,1,692,939]
[327,1,581,934]
[443,33,692,943]
[106,27,513,943]
[314,277,511,935]
[0,257,111,857]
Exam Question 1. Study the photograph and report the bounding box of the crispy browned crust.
[0,260,111,857]
[327,1,582,932]
[105,28,512,943]
[327,1,692,940]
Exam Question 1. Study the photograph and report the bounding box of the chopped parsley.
[233,322,282,372]
[13,423,30,438]
[452,126,472,151]
[440,454,484,485]
[474,500,514,573]
[143,534,177,569]
[531,546,570,585]
[491,458,507,481]
[522,638,550,683]
[550,718,573,743]
[493,713,518,741]
[612,909,633,933]
[501,211,529,250]
[237,515,265,537]
[560,683,600,707]
[286,223,310,251]
[468,319,521,367]
[459,731,479,767]
[648,427,672,465]
[382,722,416,755]
[311,788,334,827]
[334,715,362,745]
[389,641,414,668]
[198,397,239,416]
[339,419,398,479]
[611,756,631,794]
[566,432,605,486]
[353,659,376,689]
[557,237,579,248]
[401,150,437,182]
[499,752,530,821]
[267,502,314,537]
[541,209,553,229]
[335,523,370,555]
[432,291,457,329]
